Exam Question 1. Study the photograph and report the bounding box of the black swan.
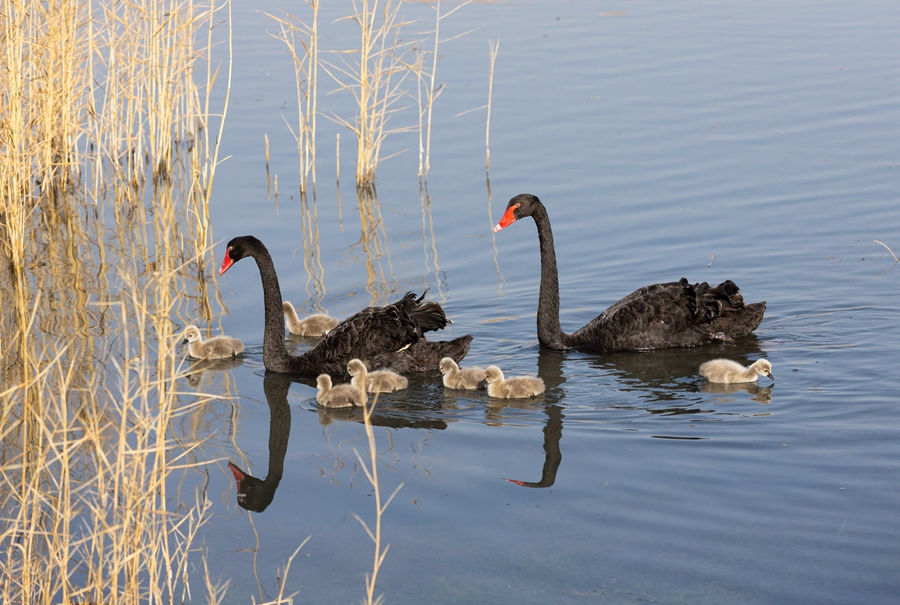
[493,193,766,352]
[218,235,472,376]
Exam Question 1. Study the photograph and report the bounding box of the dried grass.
[0,0,235,602]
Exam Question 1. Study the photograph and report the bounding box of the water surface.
[191,1,900,602]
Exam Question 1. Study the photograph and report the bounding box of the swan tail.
[370,334,473,373]
[410,300,450,333]
[394,291,449,334]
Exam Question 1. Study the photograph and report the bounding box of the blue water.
[187,1,900,602]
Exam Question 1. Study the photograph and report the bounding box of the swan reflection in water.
[589,335,773,408]
[226,341,773,508]
[500,341,774,488]
[701,381,773,405]
[497,348,567,489]
[229,374,452,513]
[184,356,245,389]
[228,374,292,513]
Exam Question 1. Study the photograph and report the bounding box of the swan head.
[316,374,332,390]
[753,359,774,380]
[439,357,458,375]
[219,235,266,276]
[181,325,201,345]
[347,359,366,377]
[493,193,541,233]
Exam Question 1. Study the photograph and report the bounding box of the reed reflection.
[419,184,446,302]
[485,175,505,295]
[351,187,398,304]
[296,190,328,312]
[228,374,293,513]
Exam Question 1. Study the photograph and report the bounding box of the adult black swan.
[218,235,472,376]
[492,194,766,352]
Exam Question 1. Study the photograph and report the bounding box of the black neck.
[253,248,314,374]
[532,203,568,349]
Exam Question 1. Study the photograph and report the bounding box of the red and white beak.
[493,204,519,233]
[218,248,234,275]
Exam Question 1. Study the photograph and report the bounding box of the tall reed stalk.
[353,392,403,605]
[267,0,319,194]
[485,39,499,174]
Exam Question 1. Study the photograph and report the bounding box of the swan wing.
[571,279,758,351]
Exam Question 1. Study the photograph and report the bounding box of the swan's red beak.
[227,461,246,481]
[502,477,527,486]
[228,461,246,498]
[493,205,518,233]
[218,250,234,276]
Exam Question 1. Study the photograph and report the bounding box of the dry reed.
[874,239,898,269]
[352,392,403,605]
[323,0,417,190]
[485,39,500,174]
[267,0,320,194]
[0,0,237,602]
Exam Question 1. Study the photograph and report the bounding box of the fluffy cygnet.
[283,301,339,336]
[348,358,408,394]
[181,325,244,360]
[439,357,487,390]
[482,365,545,399]
[316,374,366,408]
[699,358,774,384]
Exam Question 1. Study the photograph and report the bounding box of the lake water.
[190,1,900,603]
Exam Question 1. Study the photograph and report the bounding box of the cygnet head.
[753,359,774,380]
[347,359,366,377]
[316,374,332,390]
[483,366,504,384]
[282,301,295,314]
[181,325,201,344]
[439,357,458,375]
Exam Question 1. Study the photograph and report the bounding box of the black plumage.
[493,194,766,353]
[219,235,471,376]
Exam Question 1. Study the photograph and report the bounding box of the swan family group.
[184,194,772,403]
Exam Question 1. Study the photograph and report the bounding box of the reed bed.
[323,0,417,191]
[0,0,235,602]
